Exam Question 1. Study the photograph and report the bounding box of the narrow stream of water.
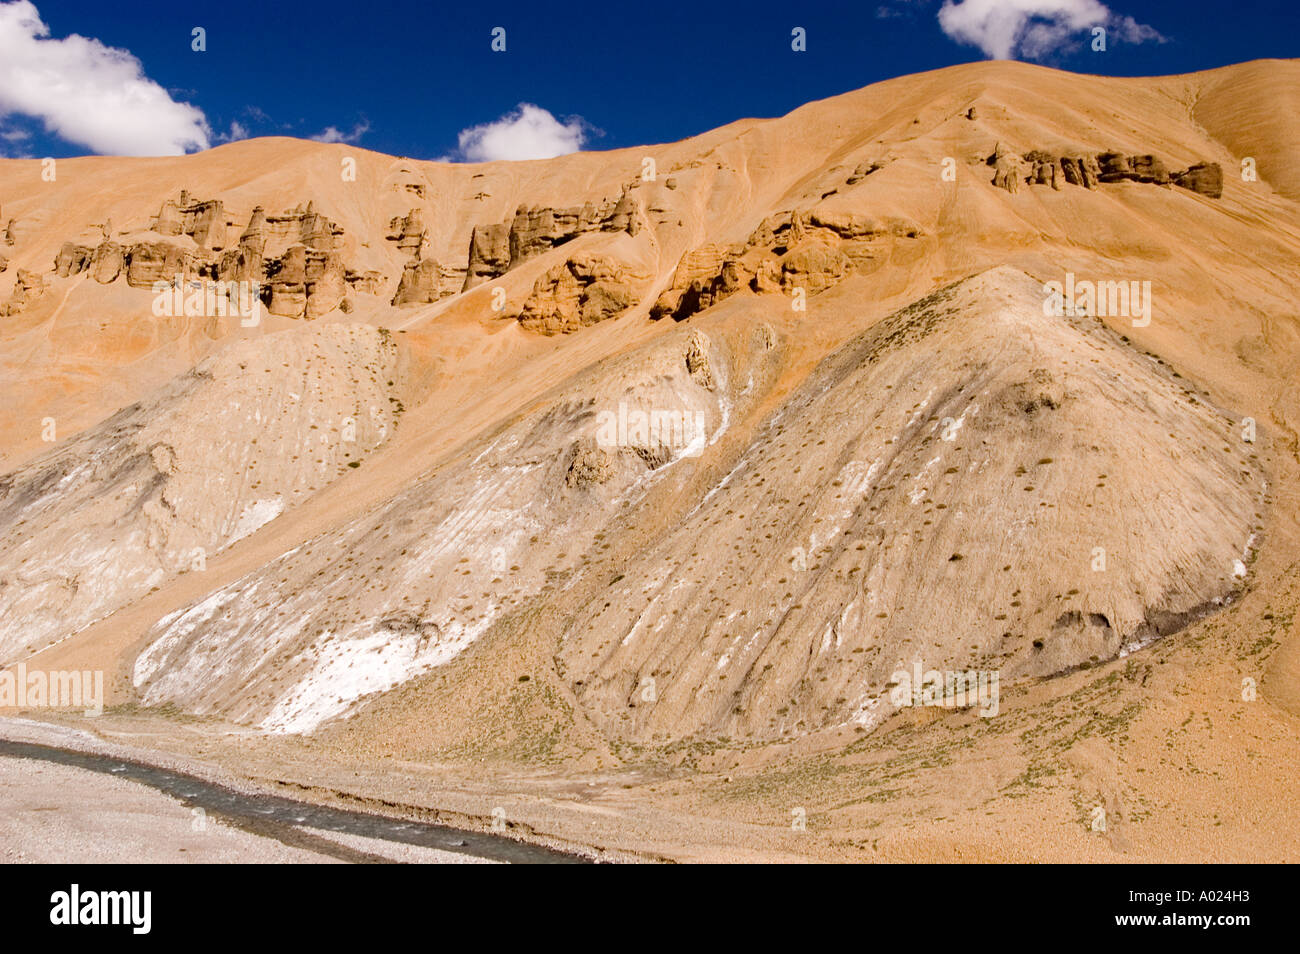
[0,739,589,864]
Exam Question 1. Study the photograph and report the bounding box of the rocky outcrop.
[391,256,443,306]
[126,242,195,287]
[651,208,919,321]
[746,211,808,252]
[1174,162,1224,198]
[564,439,615,488]
[509,205,597,263]
[88,242,122,283]
[3,219,14,246]
[808,210,920,242]
[846,159,884,184]
[1130,154,1172,184]
[605,192,641,236]
[684,330,716,390]
[52,239,125,283]
[52,201,353,312]
[380,208,458,303]
[462,223,511,290]
[345,269,384,295]
[463,193,644,289]
[239,206,267,255]
[219,203,350,315]
[0,269,44,316]
[54,242,94,277]
[386,208,426,258]
[217,246,262,284]
[153,199,182,236]
[264,244,346,318]
[995,147,1221,199]
[651,258,747,322]
[516,254,638,335]
[187,200,224,248]
[1098,152,1171,184]
[295,203,338,251]
[1060,155,1101,189]
[214,206,267,283]
[989,143,1025,193]
[1024,150,1061,190]
[153,193,225,249]
[206,204,352,314]
[779,240,851,294]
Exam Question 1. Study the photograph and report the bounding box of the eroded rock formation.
[564,439,615,488]
[40,197,356,318]
[991,147,1222,199]
[846,159,885,184]
[90,241,124,283]
[684,329,716,390]
[0,269,44,316]
[54,242,94,277]
[391,256,443,306]
[462,223,511,290]
[153,193,225,249]
[345,269,384,295]
[386,208,426,258]
[54,239,125,284]
[126,242,195,287]
[516,254,639,335]
[779,240,852,294]
[651,209,921,321]
[265,244,346,318]
[1175,162,1224,198]
[463,193,644,289]
[1060,155,1101,188]
[990,143,1025,193]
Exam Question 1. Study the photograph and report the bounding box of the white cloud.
[215,120,249,143]
[1111,14,1164,45]
[0,118,31,157]
[453,103,588,162]
[310,120,369,144]
[876,0,929,19]
[937,0,1163,60]
[0,1,209,155]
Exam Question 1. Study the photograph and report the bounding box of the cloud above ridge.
[936,0,1164,60]
[0,0,209,155]
[452,103,589,162]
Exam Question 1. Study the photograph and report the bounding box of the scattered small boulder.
[846,159,884,185]
[565,439,615,488]
[685,330,716,391]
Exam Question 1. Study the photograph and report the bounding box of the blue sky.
[0,0,1296,160]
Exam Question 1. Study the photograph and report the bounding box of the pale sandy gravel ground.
[297,828,497,864]
[0,757,499,864]
[0,718,578,863]
[0,757,337,864]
